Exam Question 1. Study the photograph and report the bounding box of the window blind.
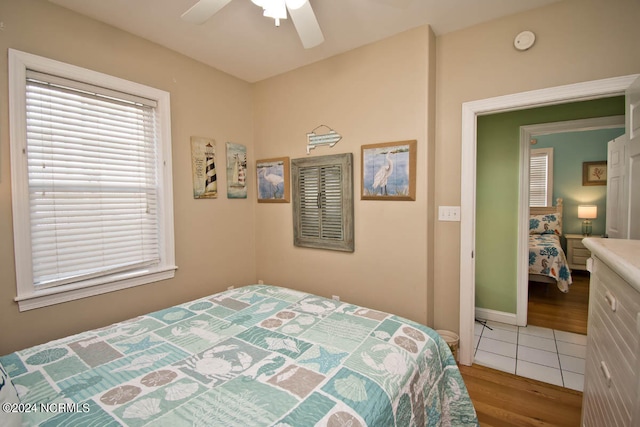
[25,70,161,289]
[529,148,553,207]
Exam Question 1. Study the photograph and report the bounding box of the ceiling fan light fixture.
[284,0,308,10]
[254,0,287,26]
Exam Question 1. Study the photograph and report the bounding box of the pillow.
[0,364,22,427]
[529,213,562,235]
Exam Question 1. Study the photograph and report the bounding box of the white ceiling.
[48,0,560,83]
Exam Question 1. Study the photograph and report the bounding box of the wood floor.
[459,271,589,425]
[460,364,583,427]
[527,270,590,335]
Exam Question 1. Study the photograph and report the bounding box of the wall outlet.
[438,206,461,222]
[227,285,234,290]
[332,295,340,301]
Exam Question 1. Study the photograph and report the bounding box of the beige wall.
[253,26,435,325]
[434,0,640,332]
[0,0,256,354]
[5,0,638,356]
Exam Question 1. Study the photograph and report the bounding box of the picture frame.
[582,161,607,186]
[361,140,417,200]
[226,142,247,199]
[190,136,218,199]
[257,157,290,203]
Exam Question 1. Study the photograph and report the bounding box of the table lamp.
[578,205,597,236]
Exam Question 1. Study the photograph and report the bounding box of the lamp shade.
[578,205,597,219]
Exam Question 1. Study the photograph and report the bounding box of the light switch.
[439,206,461,222]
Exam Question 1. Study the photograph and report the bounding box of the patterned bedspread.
[529,234,573,292]
[1,285,478,426]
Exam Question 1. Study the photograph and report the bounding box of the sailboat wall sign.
[226,142,247,199]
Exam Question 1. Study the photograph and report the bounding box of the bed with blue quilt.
[0,284,478,426]
[529,198,573,292]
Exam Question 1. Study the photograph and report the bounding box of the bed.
[529,198,573,292]
[0,284,478,426]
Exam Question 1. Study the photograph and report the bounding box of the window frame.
[9,49,176,311]
[529,147,554,208]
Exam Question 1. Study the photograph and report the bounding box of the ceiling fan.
[181,0,324,49]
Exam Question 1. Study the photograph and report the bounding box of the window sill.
[14,266,178,311]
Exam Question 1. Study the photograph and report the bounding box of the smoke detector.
[514,31,536,51]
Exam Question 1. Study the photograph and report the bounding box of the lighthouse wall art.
[226,142,248,199]
[190,136,218,199]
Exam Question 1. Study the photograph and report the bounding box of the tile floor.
[473,319,586,391]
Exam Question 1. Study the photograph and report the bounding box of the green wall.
[535,128,624,236]
[475,96,624,313]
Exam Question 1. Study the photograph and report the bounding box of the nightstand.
[565,234,599,271]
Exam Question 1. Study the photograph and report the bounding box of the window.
[529,147,554,207]
[9,49,176,311]
[292,153,354,252]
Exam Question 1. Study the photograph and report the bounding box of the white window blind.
[25,70,161,289]
[529,148,553,207]
[292,153,354,252]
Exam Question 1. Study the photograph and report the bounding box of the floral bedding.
[529,234,573,292]
[0,285,478,426]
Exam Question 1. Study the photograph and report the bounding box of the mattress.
[0,285,478,426]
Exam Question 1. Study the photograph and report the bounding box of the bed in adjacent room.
[529,198,572,292]
[0,284,478,426]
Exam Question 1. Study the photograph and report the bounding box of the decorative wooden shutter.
[292,153,354,252]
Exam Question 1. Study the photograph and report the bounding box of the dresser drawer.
[573,247,590,258]
[584,329,633,426]
[592,259,640,355]
[583,257,640,426]
[572,239,587,250]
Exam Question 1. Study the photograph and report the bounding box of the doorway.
[517,117,624,328]
[458,74,640,367]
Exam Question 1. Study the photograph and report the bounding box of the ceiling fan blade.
[286,1,324,49]
[181,0,233,24]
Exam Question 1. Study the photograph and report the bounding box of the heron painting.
[361,140,417,200]
[257,157,290,203]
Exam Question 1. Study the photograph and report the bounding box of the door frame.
[458,74,639,367]
[516,116,625,326]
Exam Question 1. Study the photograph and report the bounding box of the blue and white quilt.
[0,285,478,426]
[529,235,572,292]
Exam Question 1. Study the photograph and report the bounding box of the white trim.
[16,267,177,311]
[459,74,639,366]
[475,308,517,326]
[9,49,176,311]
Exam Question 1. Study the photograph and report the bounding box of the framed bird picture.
[257,157,290,203]
[361,140,416,201]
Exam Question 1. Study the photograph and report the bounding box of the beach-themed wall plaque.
[190,136,218,199]
[306,125,342,154]
[361,140,417,201]
[257,157,290,203]
[226,142,247,199]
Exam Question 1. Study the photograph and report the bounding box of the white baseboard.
[474,307,517,325]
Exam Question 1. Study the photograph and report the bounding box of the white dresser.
[581,238,640,427]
